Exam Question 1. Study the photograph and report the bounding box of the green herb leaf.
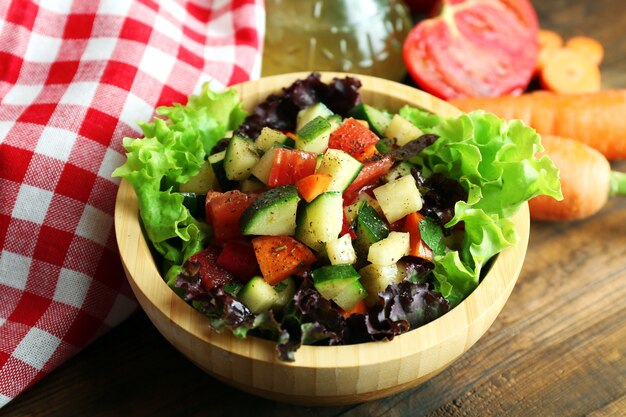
[418,217,446,257]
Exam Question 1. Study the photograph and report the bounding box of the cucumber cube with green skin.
[354,201,389,259]
[312,264,361,300]
[250,147,276,185]
[315,148,363,192]
[358,262,405,307]
[240,185,300,236]
[179,160,218,194]
[255,127,290,152]
[295,191,343,252]
[367,231,410,266]
[296,116,332,154]
[348,103,392,137]
[332,279,367,311]
[238,276,278,313]
[208,150,237,191]
[373,174,423,224]
[384,114,424,146]
[273,277,297,309]
[296,102,334,131]
[224,134,261,180]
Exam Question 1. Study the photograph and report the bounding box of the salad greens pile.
[113,73,562,360]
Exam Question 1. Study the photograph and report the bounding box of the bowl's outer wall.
[115,72,531,405]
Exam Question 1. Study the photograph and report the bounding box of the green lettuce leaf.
[401,107,563,306]
[112,83,247,266]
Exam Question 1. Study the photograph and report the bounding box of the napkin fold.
[0,0,264,408]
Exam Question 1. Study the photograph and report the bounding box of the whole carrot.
[449,90,626,160]
[529,135,626,221]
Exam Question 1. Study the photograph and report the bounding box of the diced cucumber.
[367,231,410,266]
[358,262,405,306]
[383,161,413,183]
[373,175,423,224]
[332,279,367,311]
[296,102,334,131]
[224,134,260,181]
[179,160,218,194]
[326,234,357,265]
[343,193,382,224]
[180,192,206,219]
[255,127,291,152]
[295,116,332,154]
[312,264,360,300]
[315,149,363,192]
[295,191,343,251]
[208,150,237,191]
[238,276,278,313]
[240,185,300,236]
[354,201,389,258]
[273,277,297,309]
[240,176,266,193]
[384,114,424,146]
[327,114,342,132]
[250,147,276,185]
[348,103,392,137]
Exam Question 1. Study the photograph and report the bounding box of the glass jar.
[262,0,413,82]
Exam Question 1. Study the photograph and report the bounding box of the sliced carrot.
[540,47,601,94]
[565,35,604,66]
[295,173,332,202]
[535,29,564,72]
[354,143,380,162]
[340,299,367,318]
[403,212,434,261]
[449,89,626,160]
[252,236,317,285]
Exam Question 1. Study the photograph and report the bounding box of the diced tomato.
[343,155,395,205]
[205,190,257,243]
[184,247,234,290]
[403,212,434,261]
[340,214,356,240]
[340,299,367,318]
[216,241,259,283]
[252,235,317,285]
[328,118,380,162]
[295,173,332,202]
[268,148,318,187]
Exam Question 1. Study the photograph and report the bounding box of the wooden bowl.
[114,72,530,406]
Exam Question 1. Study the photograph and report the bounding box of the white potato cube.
[326,234,357,265]
[373,175,423,224]
[367,232,410,266]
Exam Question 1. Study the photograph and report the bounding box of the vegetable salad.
[113,73,562,360]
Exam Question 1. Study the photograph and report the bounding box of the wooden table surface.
[4,1,625,416]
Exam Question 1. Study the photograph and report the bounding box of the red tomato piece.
[205,190,256,243]
[403,212,434,261]
[268,148,318,187]
[403,0,539,99]
[216,241,259,283]
[342,155,395,205]
[185,247,234,290]
[328,118,380,162]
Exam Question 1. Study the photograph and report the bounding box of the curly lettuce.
[112,83,247,266]
[400,107,562,306]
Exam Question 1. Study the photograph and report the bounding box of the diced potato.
[326,234,357,265]
[179,160,218,194]
[373,175,423,224]
[367,231,410,265]
[358,262,405,306]
[384,114,424,146]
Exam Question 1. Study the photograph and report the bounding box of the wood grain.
[4,0,625,415]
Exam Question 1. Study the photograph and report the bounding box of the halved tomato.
[403,0,539,99]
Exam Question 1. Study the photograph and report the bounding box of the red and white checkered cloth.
[0,0,264,408]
